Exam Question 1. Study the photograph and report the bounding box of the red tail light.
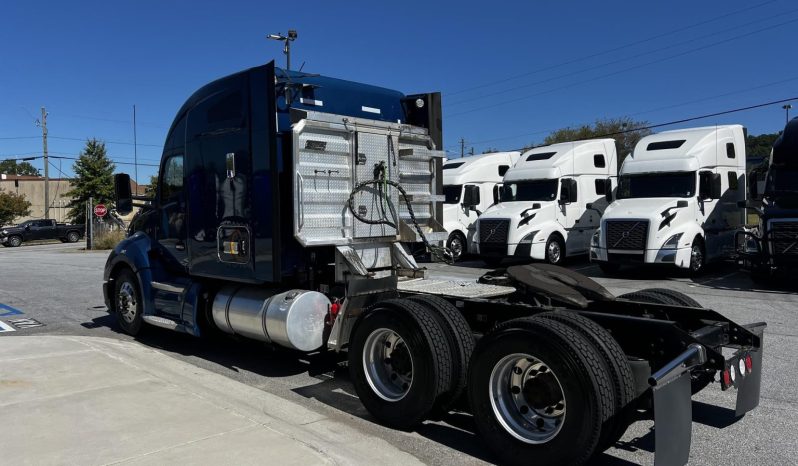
[744,354,753,373]
[330,302,341,319]
[722,368,731,386]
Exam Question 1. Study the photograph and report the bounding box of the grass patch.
[93,229,126,250]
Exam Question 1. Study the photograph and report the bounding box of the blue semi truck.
[104,61,764,466]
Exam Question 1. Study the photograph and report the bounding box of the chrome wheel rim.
[547,241,561,263]
[117,281,138,324]
[68,232,78,242]
[489,353,566,444]
[363,328,414,402]
[450,236,464,260]
[9,237,20,247]
[691,244,703,271]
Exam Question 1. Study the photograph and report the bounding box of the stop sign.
[94,204,108,217]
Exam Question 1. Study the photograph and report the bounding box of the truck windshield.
[443,185,462,204]
[500,180,558,202]
[617,172,695,199]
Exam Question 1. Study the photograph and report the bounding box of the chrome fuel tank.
[212,287,330,352]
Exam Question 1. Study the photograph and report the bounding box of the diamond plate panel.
[353,131,397,238]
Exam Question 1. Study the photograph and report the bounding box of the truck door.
[558,178,583,253]
[157,153,188,269]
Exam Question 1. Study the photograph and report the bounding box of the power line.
[446,0,777,97]
[467,75,798,148]
[48,136,162,148]
[448,16,798,119]
[446,9,798,108]
[503,96,798,153]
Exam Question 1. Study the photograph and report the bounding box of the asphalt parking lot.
[1,242,796,465]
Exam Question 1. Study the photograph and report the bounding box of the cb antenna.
[267,29,298,70]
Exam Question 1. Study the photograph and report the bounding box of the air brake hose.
[348,177,454,264]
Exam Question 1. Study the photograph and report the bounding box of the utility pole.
[38,107,50,219]
[460,138,465,158]
[133,105,138,187]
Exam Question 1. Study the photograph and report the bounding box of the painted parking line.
[0,303,24,317]
[0,320,16,332]
[8,318,44,329]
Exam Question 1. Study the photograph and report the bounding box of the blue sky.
[1,0,796,183]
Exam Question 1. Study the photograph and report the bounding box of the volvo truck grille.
[479,219,510,244]
[606,220,649,250]
[771,221,798,255]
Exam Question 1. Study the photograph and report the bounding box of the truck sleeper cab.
[592,125,747,274]
[475,139,617,266]
[441,151,520,260]
[104,62,764,466]
[737,117,798,280]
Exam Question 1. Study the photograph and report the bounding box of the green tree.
[0,191,31,226]
[65,139,116,224]
[746,132,780,160]
[144,173,158,197]
[0,159,41,176]
[542,117,653,168]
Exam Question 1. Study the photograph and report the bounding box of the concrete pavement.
[0,335,422,466]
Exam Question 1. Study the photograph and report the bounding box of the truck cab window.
[443,185,462,204]
[161,155,184,200]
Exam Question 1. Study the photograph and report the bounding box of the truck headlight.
[0,229,6,235]
[591,229,601,248]
[662,233,683,249]
[519,231,539,245]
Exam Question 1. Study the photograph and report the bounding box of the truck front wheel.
[468,318,614,466]
[545,234,565,265]
[446,231,467,262]
[349,299,453,430]
[113,268,144,336]
[7,235,22,247]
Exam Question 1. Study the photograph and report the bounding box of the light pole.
[267,30,298,71]
[783,104,792,125]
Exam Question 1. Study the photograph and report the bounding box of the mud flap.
[736,323,766,416]
[653,371,692,466]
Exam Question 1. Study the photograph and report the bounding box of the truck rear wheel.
[67,231,80,243]
[349,299,453,429]
[113,268,144,336]
[407,294,474,415]
[689,237,705,275]
[534,311,636,450]
[468,317,614,466]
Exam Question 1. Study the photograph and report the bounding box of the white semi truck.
[475,139,617,266]
[591,125,747,274]
[442,151,520,260]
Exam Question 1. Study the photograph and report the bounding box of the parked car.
[442,151,520,260]
[475,139,617,266]
[591,125,747,274]
[0,219,84,247]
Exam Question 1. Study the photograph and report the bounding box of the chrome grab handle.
[296,172,305,232]
[649,343,707,387]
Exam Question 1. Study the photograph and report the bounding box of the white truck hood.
[480,201,558,230]
[604,198,690,221]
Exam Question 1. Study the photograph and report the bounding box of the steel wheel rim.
[691,244,703,271]
[9,237,20,247]
[363,328,414,402]
[547,241,561,263]
[489,353,566,444]
[117,281,138,324]
[450,236,464,259]
[68,232,78,242]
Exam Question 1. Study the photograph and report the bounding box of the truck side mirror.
[748,175,759,200]
[676,200,688,208]
[699,172,712,200]
[115,173,133,216]
[558,187,569,205]
[462,185,480,210]
[604,177,613,203]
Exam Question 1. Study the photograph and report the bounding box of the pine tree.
[65,139,116,224]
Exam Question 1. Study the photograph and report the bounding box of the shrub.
[93,229,126,250]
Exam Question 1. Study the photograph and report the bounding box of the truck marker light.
[730,365,737,384]
[745,354,753,373]
[330,302,341,319]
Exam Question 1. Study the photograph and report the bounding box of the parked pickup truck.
[0,219,84,247]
